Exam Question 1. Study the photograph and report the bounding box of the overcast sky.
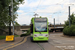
[16,0,75,25]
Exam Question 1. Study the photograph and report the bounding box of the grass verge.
[0,35,20,40]
[0,36,6,40]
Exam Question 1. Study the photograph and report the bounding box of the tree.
[0,0,24,28]
[64,13,75,27]
[72,17,75,25]
[63,13,75,36]
[14,21,20,26]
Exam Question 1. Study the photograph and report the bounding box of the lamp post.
[11,0,14,35]
[53,18,55,33]
[68,3,75,27]
[54,18,55,29]
[69,6,71,27]
[9,5,11,35]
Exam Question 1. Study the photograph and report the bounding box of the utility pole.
[53,18,55,33]
[9,6,11,35]
[5,0,14,42]
[69,6,71,27]
[11,0,14,35]
[54,18,55,29]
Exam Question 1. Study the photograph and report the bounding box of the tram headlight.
[45,34,48,37]
[34,35,37,37]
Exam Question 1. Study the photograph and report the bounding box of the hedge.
[20,30,30,37]
[63,25,75,36]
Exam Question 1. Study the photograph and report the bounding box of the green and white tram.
[30,17,49,41]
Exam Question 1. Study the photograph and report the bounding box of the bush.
[72,29,75,36]
[63,25,75,36]
[20,30,30,37]
[67,25,75,36]
[20,34,27,37]
[63,26,69,35]
[49,30,52,32]
[0,36,6,40]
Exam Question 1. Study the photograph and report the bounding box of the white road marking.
[53,40,62,44]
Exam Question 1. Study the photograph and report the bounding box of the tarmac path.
[3,35,59,50]
[3,33,75,50]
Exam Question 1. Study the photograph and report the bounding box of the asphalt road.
[3,33,75,50]
[7,36,59,50]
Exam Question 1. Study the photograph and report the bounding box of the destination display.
[34,18,47,22]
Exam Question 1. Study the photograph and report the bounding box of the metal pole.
[54,18,55,29]
[58,13,59,25]
[9,6,11,35]
[11,0,14,35]
[69,6,71,27]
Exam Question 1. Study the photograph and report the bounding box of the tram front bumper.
[33,37,49,41]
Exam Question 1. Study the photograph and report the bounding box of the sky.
[16,0,75,25]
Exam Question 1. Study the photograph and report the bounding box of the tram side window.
[30,24,33,33]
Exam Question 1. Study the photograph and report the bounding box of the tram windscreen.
[34,18,47,32]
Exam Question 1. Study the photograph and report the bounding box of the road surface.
[3,33,75,50]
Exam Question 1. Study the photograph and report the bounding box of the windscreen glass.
[34,18,47,32]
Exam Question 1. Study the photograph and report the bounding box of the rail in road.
[37,42,45,50]
[3,36,60,50]
[2,33,75,50]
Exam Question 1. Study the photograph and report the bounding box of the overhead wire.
[23,0,68,14]
[35,0,41,13]
[56,0,64,5]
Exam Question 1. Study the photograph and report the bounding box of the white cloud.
[36,5,68,13]
[17,0,74,25]
[40,0,62,5]
[71,6,75,14]
[19,0,28,7]
[49,14,68,24]
[16,13,68,25]
[16,13,33,25]
[58,14,68,24]
[17,10,24,13]
[47,14,68,24]
[28,0,40,7]
[70,0,75,3]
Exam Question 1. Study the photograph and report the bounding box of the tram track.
[36,42,45,50]
[36,41,60,50]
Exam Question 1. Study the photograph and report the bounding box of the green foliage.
[20,30,30,37]
[72,29,75,36]
[0,36,6,40]
[40,16,42,18]
[68,25,75,36]
[0,35,19,40]
[63,26,69,35]
[14,35,20,37]
[0,0,24,28]
[63,13,75,36]
[72,17,75,25]
[14,21,20,26]
[64,21,69,27]
[49,30,52,32]
[63,25,75,36]
[64,13,75,27]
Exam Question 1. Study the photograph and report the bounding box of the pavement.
[49,33,75,50]
[0,36,24,49]
[0,33,75,50]
[7,36,60,50]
